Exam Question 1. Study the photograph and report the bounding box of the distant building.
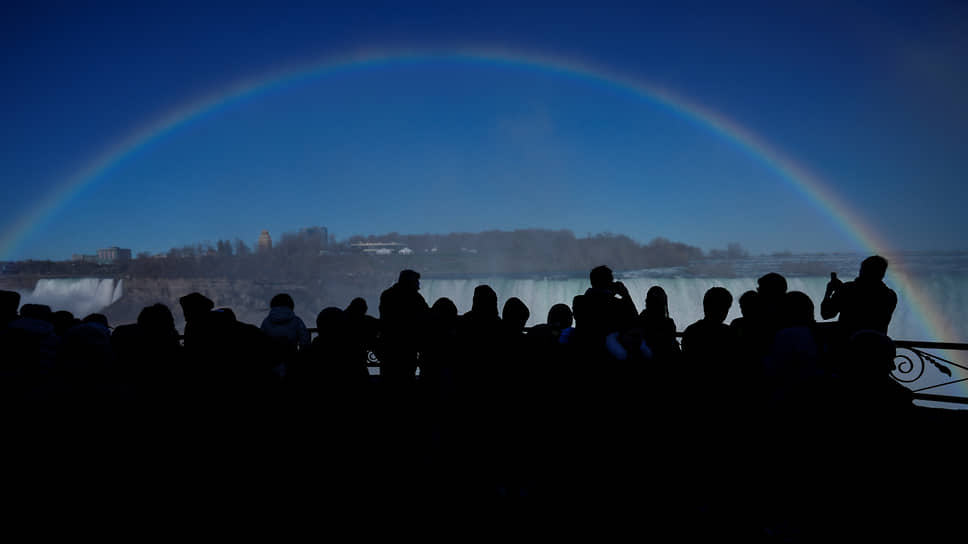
[299,226,328,248]
[96,246,132,265]
[257,230,273,252]
[72,254,98,264]
[350,241,405,255]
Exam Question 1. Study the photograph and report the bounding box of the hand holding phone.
[826,271,843,294]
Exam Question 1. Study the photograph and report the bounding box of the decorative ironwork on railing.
[893,340,968,406]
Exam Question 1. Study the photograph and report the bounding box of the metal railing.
[893,339,968,406]
[189,326,968,408]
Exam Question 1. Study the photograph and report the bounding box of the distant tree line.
[5,228,752,280]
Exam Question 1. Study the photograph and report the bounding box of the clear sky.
[2,1,966,260]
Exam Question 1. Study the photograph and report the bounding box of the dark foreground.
[2,272,967,540]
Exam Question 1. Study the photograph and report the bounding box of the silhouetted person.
[40,311,130,473]
[261,293,310,376]
[529,303,573,344]
[681,287,736,388]
[419,297,460,422]
[375,270,430,497]
[51,310,78,338]
[114,303,183,405]
[763,291,829,416]
[137,303,180,348]
[680,286,739,442]
[345,297,367,317]
[755,272,788,344]
[0,289,20,327]
[638,285,681,367]
[627,286,679,454]
[53,312,118,400]
[680,286,749,524]
[517,301,581,499]
[527,302,575,376]
[377,269,429,388]
[5,303,59,370]
[570,267,639,496]
[455,284,503,393]
[758,272,788,299]
[304,306,370,395]
[179,292,214,348]
[344,297,380,370]
[178,306,277,433]
[729,290,759,345]
[834,330,910,416]
[821,255,898,346]
[809,329,913,539]
[496,296,537,496]
[571,265,638,362]
[452,284,504,495]
[82,313,109,328]
[287,305,373,499]
[418,296,461,495]
[19,303,53,322]
[729,289,771,398]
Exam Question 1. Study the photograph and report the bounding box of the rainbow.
[0,47,952,342]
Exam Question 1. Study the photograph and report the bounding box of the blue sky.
[2,1,967,260]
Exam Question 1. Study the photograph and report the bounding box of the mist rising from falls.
[19,278,123,318]
[13,269,968,344]
[420,276,824,330]
[422,274,968,343]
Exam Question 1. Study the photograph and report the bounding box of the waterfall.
[19,278,124,318]
[13,266,968,345]
[422,274,968,343]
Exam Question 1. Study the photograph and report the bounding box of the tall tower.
[257,230,272,252]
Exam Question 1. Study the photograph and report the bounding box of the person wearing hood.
[260,293,311,353]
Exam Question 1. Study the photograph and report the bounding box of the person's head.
[398,269,421,291]
[738,290,759,318]
[138,303,177,336]
[757,272,788,297]
[645,286,669,318]
[179,292,214,322]
[431,297,458,322]
[547,303,573,330]
[0,289,21,318]
[270,293,295,310]
[859,255,889,280]
[471,284,498,317]
[502,297,530,331]
[781,291,815,328]
[345,297,368,317]
[589,265,615,290]
[82,313,110,329]
[20,303,52,322]
[702,287,733,323]
[316,306,345,332]
[51,310,78,336]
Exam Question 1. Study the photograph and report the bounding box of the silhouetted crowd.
[0,255,951,537]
